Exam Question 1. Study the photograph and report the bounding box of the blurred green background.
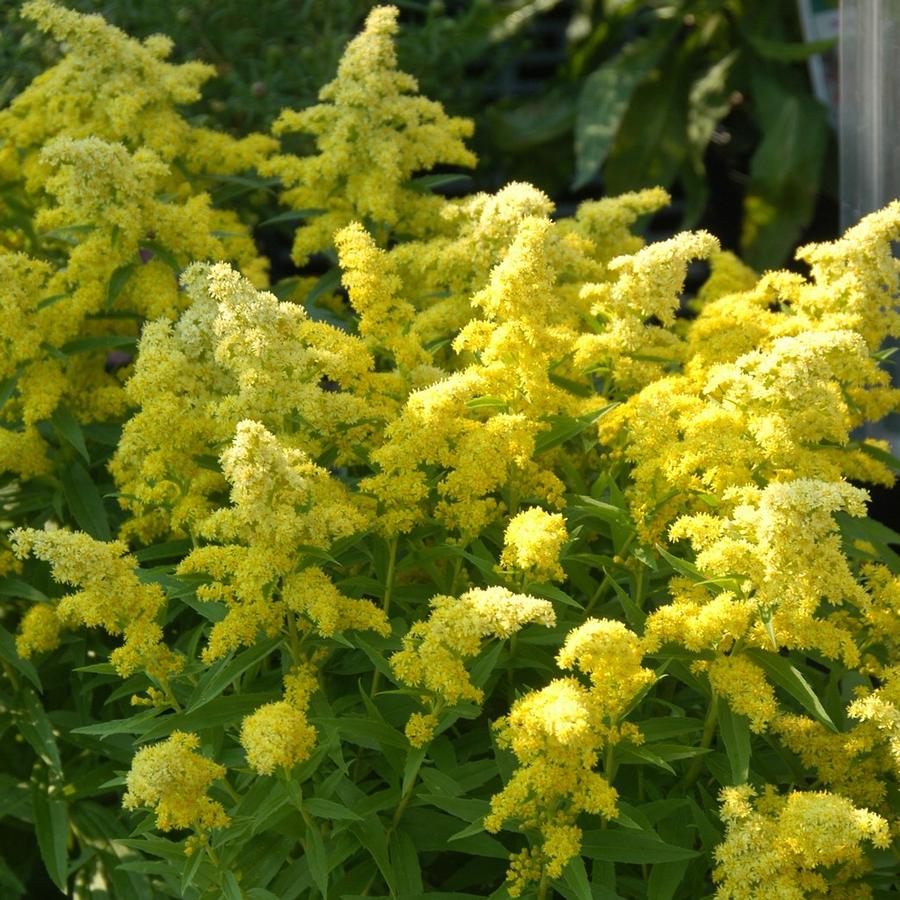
[2,0,838,271]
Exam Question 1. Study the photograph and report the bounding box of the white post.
[839,0,900,230]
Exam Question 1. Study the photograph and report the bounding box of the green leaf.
[221,870,243,900]
[61,461,111,540]
[305,820,330,899]
[132,539,193,563]
[187,636,282,712]
[350,816,397,895]
[742,74,827,268]
[392,828,424,897]
[51,404,89,462]
[581,828,700,863]
[304,797,362,821]
[30,763,68,893]
[306,268,342,305]
[60,334,137,355]
[603,42,691,195]
[315,716,409,751]
[570,495,632,529]
[106,263,136,309]
[408,173,472,193]
[535,405,616,454]
[0,373,19,409]
[0,578,49,604]
[18,689,62,773]
[747,34,836,62]
[0,625,42,690]
[717,700,751,785]
[258,208,326,227]
[573,26,674,189]
[744,648,837,731]
[561,855,592,900]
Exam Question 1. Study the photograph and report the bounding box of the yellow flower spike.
[576,229,718,391]
[335,222,429,371]
[391,586,555,732]
[487,677,619,894]
[713,786,891,898]
[263,4,475,264]
[15,604,63,659]
[123,732,229,832]
[488,618,653,894]
[11,528,182,679]
[556,618,655,718]
[500,507,568,583]
[848,666,900,777]
[240,701,317,776]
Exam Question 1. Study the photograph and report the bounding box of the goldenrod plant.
[0,5,898,899]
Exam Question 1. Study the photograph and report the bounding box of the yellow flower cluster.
[11,528,181,679]
[391,586,555,745]
[500,507,569,583]
[179,419,386,662]
[240,665,319,776]
[487,619,653,892]
[123,731,229,832]
[262,5,476,264]
[714,786,890,898]
[0,0,272,477]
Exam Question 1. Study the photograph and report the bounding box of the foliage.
[1,4,898,900]
[489,0,836,269]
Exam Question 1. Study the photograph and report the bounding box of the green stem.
[683,693,718,789]
[370,537,399,698]
[286,608,302,664]
[537,871,551,900]
[159,675,182,712]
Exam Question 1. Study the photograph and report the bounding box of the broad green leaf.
[187,636,282,711]
[0,624,42,690]
[304,797,362,821]
[748,34,836,62]
[19,689,62,773]
[222,870,243,900]
[535,405,616,453]
[581,828,700,863]
[561,855,592,900]
[603,45,690,195]
[0,578,49,603]
[717,700,751,784]
[60,334,137,355]
[391,828,423,898]
[306,268,342,305]
[305,820,330,899]
[51,403,89,462]
[133,539,193,563]
[741,74,827,268]
[408,173,472,193]
[744,648,837,731]
[573,26,674,189]
[259,208,326,227]
[61,461,111,540]
[349,816,397,895]
[30,763,68,893]
[106,263,136,309]
[0,856,25,894]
